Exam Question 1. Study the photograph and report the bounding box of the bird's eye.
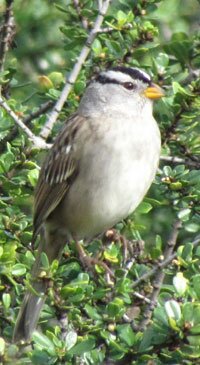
[122,82,136,90]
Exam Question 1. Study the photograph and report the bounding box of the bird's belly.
[58,146,159,240]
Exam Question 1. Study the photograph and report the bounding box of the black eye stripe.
[95,75,136,90]
[95,68,152,88]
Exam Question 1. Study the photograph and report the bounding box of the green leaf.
[187,335,200,346]
[163,165,173,176]
[68,337,95,356]
[182,303,194,322]
[0,247,3,258]
[155,52,169,68]
[178,208,191,221]
[11,263,26,276]
[172,81,194,97]
[107,298,125,318]
[193,275,200,300]
[91,39,102,56]
[32,332,56,355]
[165,300,181,321]
[173,272,188,296]
[65,330,78,350]
[180,243,193,262]
[28,168,39,187]
[136,201,152,214]
[117,324,136,346]
[2,293,11,309]
[104,243,119,263]
[190,324,200,335]
[84,304,102,320]
[151,234,162,259]
[0,151,15,172]
[0,338,5,356]
[164,32,192,65]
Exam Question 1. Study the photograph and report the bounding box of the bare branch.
[98,0,103,11]
[0,97,50,149]
[23,100,54,125]
[138,219,182,331]
[40,0,111,140]
[161,155,200,168]
[132,233,200,290]
[0,0,15,74]
[73,0,88,29]
[133,291,151,304]
[0,101,54,153]
[97,23,133,34]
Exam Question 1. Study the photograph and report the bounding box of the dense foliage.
[0,0,200,364]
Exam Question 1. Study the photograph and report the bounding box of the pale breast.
[57,115,161,240]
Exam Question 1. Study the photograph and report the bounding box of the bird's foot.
[75,241,114,280]
[104,229,144,265]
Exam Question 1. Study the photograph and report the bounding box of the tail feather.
[13,230,66,342]
[13,280,47,342]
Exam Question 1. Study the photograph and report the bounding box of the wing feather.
[33,114,85,239]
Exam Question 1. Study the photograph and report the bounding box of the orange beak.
[143,83,164,100]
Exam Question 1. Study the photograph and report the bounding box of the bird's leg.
[75,240,114,278]
[104,229,130,263]
[104,229,144,265]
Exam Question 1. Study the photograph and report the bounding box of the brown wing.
[33,114,84,239]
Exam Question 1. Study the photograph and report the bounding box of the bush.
[0,0,200,363]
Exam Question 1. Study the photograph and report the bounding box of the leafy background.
[1,0,200,364]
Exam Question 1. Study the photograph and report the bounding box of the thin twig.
[0,97,50,149]
[0,101,54,153]
[160,155,200,168]
[138,220,182,331]
[133,291,151,304]
[0,0,15,74]
[23,100,54,125]
[73,0,88,29]
[98,0,103,10]
[132,234,200,290]
[40,0,111,140]
[97,24,133,33]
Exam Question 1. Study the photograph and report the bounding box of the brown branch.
[132,233,200,290]
[97,23,133,33]
[23,100,54,125]
[0,0,15,74]
[160,155,200,168]
[137,220,182,331]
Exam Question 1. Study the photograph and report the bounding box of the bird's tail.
[12,277,47,342]
[13,231,66,342]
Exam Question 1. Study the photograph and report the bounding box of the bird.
[13,66,164,342]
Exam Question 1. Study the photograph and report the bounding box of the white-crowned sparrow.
[13,66,164,342]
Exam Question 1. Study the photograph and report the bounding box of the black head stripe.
[112,66,151,85]
[95,74,121,85]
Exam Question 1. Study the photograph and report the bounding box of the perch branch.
[40,0,111,139]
